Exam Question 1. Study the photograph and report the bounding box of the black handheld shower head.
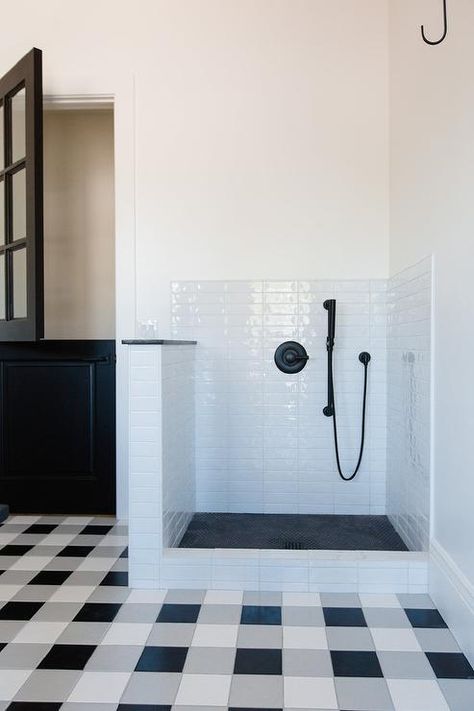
[324,299,336,349]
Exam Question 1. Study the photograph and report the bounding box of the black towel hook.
[421,0,448,45]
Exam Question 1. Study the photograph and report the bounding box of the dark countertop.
[122,339,197,345]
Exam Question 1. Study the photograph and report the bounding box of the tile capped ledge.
[122,339,197,345]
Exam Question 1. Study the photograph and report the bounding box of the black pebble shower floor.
[179,513,409,551]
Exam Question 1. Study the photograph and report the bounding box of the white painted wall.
[389,0,474,661]
[43,109,115,339]
[1,0,390,518]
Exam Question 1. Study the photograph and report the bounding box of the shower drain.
[281,540,305,550]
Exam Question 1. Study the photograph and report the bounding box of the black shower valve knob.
[359,351,371,366]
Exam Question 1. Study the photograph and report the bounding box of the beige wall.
[43,108,115,338]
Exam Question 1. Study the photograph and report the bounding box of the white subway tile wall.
[171,280,387,516]
[386,257,432,551]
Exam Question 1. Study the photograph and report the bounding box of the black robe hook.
[421,0,448,45]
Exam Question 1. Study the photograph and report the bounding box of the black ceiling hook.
[421,0,448,45]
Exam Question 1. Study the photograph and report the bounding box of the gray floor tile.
[198,604,242,624]
[43,557,84,571]
[12,585,58,602]
[378,651,436,679]
[326,626,375,650]
[237,623,283,648]
[172,707,226,711]
[32,601,83,622]
[397,593,435,609]
[0,570,36,585]
[0,556,21,568]
[68,534,105,546]
[184,646,236,674]
[120,671,181,704]
[414,627,461,652]
[27,545,64,557]
[364,607,411,628]
[114,602,161,622]
[229,674,283,708]
[57,621,111,645]
[110,559,128,572]
[283,606,325,626]
[12,534,47,545]
[0,621,27,642]
[89,546,125,558]
[0,642,51,669]
[320,592,361,607]
[165,589,206,604]
[86,587,131,603]
[13,669,82,702]
[335,677,394,711]
[439,679,474,711]
[283,649,333,677]
[63,571,108,586]
[61,704,118,711]
[243,591,282,606]
[85,644,143,671]
[148,622,196,646]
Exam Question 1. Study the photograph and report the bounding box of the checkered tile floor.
[0,516,473,710]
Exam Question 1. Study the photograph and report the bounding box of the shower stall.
[125,257,432,590]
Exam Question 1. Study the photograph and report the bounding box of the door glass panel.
[12,168,26,240]
[0,179,4,245]
[0,103,4,170]
[11,88,26,163]
[0,254,5,319]
[13,247,27,318]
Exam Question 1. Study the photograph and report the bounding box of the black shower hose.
[326,349,370,481]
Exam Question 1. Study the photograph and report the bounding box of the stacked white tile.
[171,280,387,516]
[387,257,432,551]
[128,344,195,587]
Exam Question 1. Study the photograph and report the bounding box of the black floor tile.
[80,524,114,536]
[56,545,95,558]
[7,703,62,710]
[234,648,282,675]
[28,570,72,586]
[0,545,34,556]
[135,646,188,672]
[331,650,383,677]
[241,605,282,626]
[323,607,367,627]
[38,643,96,670]
[179,512,408,551]
[0,642,6,653]
[405,608,448,628]
[120,546,129,558]
[156,603,201,623]
[99,571,128,586]
[73,602,122,623]
[0,601,44,620]
[23,524,58,535]
[426,652,474,679]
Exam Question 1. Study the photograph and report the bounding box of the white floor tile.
[175,674,232,706]
[0,669,32,701]
[284,676,338,709]
[203,590,243,605]
[126,589,166,603]
[360,593,402,608]
[0,585,23,601]
[371,628,422,652]
[101,622,152,646]
[49,586,96,603]
[387,679,450,711]
[283,592,321,606]
[67,671,131,703]
[192,624,239,647]
[9,556,53,571]
[283,626,328,649]
[12,621,69,644]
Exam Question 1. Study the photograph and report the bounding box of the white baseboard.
[430,538,474,666]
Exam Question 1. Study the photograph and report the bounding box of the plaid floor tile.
[0,515,472,709]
